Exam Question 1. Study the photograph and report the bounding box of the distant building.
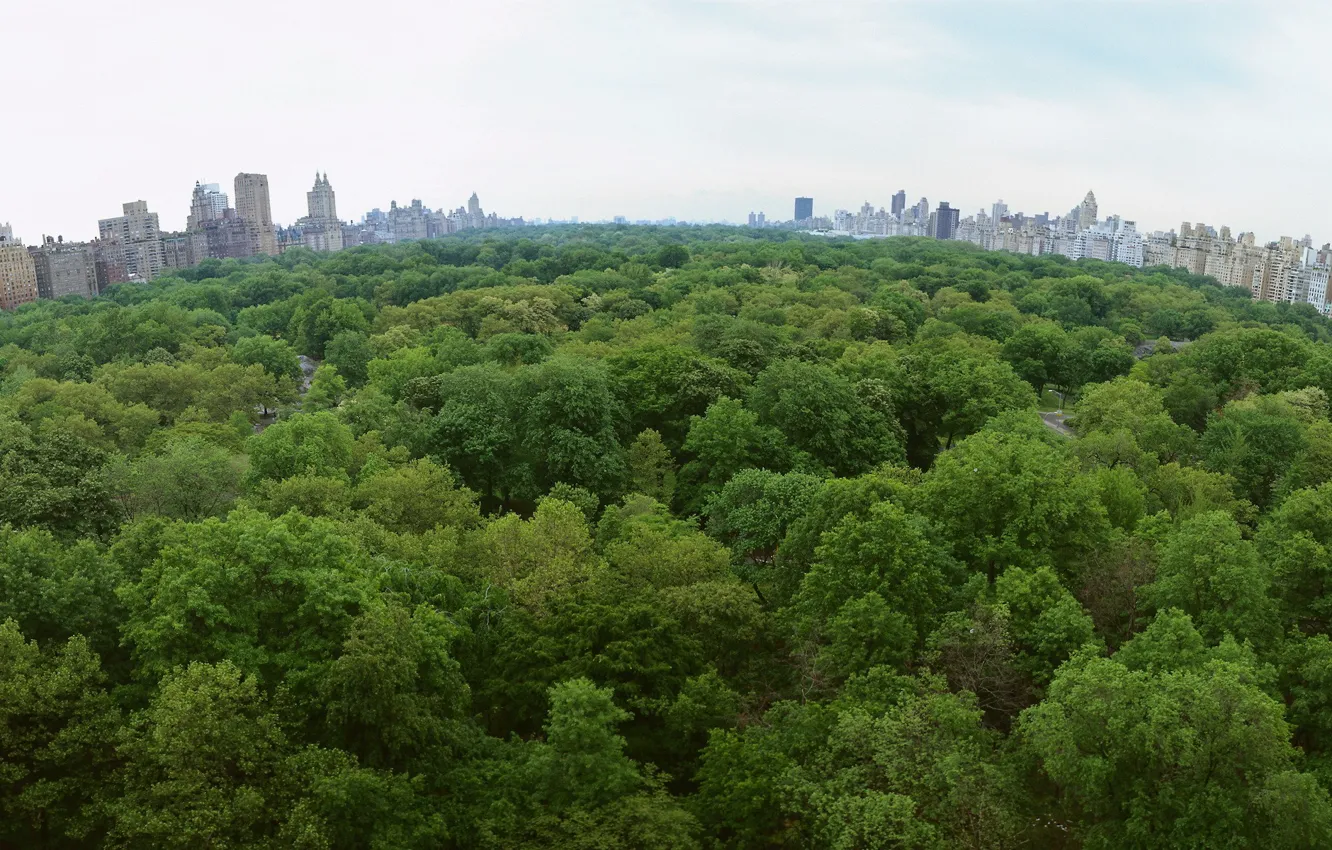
[161,231,203,269]
[234,173,278,256]
[29,238,98,299]
[0,227,39,310]
[297,173,344,253]
[1078,190,1098,232]
[891,190,907,216]
[934,202,959,240]
[187,183,229,230]
[468,192,482,227]
[388,199,428,242]
[794,197,813,223]
[98,201,167,281]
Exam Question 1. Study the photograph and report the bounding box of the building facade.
[234,173,278,256]
[794,197,814,223]
[97,201,167,281]
[0,230,39,310]
[30,239,98,299]
[297,173,344,252]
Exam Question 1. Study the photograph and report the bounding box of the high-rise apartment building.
[30,238,98,300]
[234,173,278,256]
[187,183,229,230]
[1078,191,1099,231]
[98,201,167,281]
[388,199,429,243]
[307,173,337,221]
[794,197,814,223]
[299,173,344,252]
[467,192,484,228]
[0,228,39,310]
[891,191,906,216]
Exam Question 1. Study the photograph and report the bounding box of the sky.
[3,0,1330,243]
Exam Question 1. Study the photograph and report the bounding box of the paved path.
[1040,411,1075,437]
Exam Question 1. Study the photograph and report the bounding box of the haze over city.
[5,0,1330,242]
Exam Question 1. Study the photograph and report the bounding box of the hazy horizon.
[6,0,1329,244]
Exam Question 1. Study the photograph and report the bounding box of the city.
[751,190,1332,313]
[0,173,523,309]
[4,175,1329,317]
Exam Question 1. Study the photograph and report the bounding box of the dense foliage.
[5,226,1332,848]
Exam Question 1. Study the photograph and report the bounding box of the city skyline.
[4,1,1329,242]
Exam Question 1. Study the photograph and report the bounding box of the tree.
[749,359,904,476]
[324,331,373,387]
[679,398,793,510]
[1147,511,1278,648]
[626,429,676,505]
[793,500,960,661]
[920,428,1110,582]
[109,436,244,522]
[107,660,294,848]
[656,244,690,269]
[1001,320,1069,396]
[351,458,480,534]
[703,469,822,577]
[232,335,301,381]
[302,363,347,412]
[1019,613,1332,849]
[0,420,117,540]
[898,337,1034,465]
[514,357,628,501]
[0,623,120,848]
[319,601,470,771]
[1201,394,1308,509]
[246,411,355,484]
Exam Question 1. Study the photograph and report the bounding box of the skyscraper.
[991,200,1008,225]
[891,191,906,216]
[235,173,278,256]
[299,173,344,253]
[187,183,228,230]
[307,173,337,222]
[794,197,813,223]
[468,192,483,228]
[934,202,960,240]
[1078,190,1098,232]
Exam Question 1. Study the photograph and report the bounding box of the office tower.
[991,200,1008,225]
[1078,190,1098,231]
[0,227,39,310]
[934,202,960,240]
[915,198,930,225]
[234,173,278,256]
[98,201,167,281]
[794,197,813,222]
[891,190,906,216]
[299,173,344,252]
[30,238,98,299]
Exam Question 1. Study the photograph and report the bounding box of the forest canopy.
[5,225,1332,848]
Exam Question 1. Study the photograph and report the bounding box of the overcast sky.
[4,0,1329,243]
